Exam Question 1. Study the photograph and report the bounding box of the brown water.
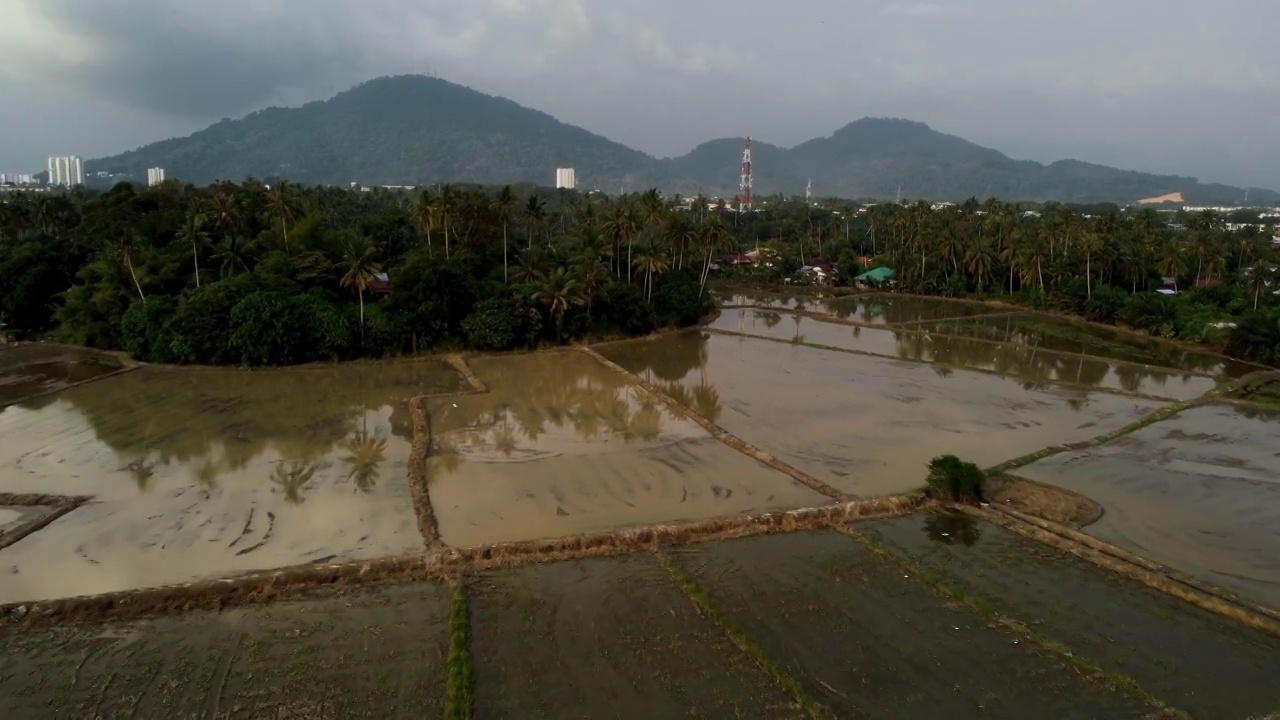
[424,352,826,547]
[0,506,42,534]
[603,332,1167,497]
[0,359,463,603]
[711,310,1215,400]
[1018,403,1280,610]
[910,313,1257,378]
[0,344,123,407]
[724,293,1007,326]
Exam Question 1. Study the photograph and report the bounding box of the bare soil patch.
[468,554,803,719]
[864,514,1280,720]
[0,581,450,719]
[673,531,1151,719]
[985,475,1102,529]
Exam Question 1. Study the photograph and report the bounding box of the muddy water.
[724,292,1007,326]
[0,359,463,603]
[424,351,827,547]
[0,344,123,407]
[1018,403,1280,610]
[710,310,1214,400]
[912,313,1257,378]
[603,333,1167,497]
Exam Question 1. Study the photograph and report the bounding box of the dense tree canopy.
[0,181,715,365]
[2,184,1278,367]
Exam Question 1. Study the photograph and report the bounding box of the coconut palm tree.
[265,180,299,250]
[175,209,209,288]
[632,244,670,302]
[532,267,585,341]
[340,238,382,334]
[494,185,516,282]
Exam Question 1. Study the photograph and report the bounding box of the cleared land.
[0,582,451,718]
[671,530,1152,719]
[469,554,803,719]
[865,513,1280,720]
[604,332,1166,497]
[425,352,826,548]
[1017,402,1280,610]
[0,360,464,603]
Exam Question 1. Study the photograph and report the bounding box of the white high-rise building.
[555,168,576,190]
[47,156,84,187]
[147,167,166,187]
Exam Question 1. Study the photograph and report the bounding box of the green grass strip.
[837,527,1188,718]
[444,582,474,720]
[657,552,836,720]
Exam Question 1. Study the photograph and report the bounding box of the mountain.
[87,75,1280,205]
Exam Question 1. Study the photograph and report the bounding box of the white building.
[147,167,166,187]
[0,173,34,185]
[47,156,84,187]
[555,167,576,190]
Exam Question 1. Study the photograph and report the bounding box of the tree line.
[1,184,1278,366]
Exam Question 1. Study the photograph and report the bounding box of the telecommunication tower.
[738,136,753,211]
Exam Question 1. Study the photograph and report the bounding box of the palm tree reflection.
[271,461,317,504]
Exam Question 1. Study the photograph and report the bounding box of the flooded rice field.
[1016,403,1280,609]
[603,332,1165,497]
[724,292,1009,326]
[0,359,463,603]
[423,352,825,547]
[0,344,124,407]
[711,309,1215,399]
[908,312,1257,378]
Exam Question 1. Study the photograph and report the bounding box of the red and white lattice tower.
[738,136,753,211]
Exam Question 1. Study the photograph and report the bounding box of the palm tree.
[494,185,516,282]
[265,180,299,250]
[632,245,671,302]
[524,193,547,251]
[115,231,148,302]
[532,267,585,341]
[175,210,210,288]
[340,238,382,335]
[412,188,439,254]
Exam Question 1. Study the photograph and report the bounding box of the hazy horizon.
[1,1,1276,189]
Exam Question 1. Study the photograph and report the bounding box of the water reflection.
[724,293,1004,326]
[712,310,1214,399]
[924,513,982,547]
[421,348,714,473]
[0,359,462,498]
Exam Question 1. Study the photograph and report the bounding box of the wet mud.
[604,332,1167,497]
[0,360,465,603]
[0,344,125,407]
[1017,402,1280,610]
[711,310,1215,399]
[424,352,826,547]
[865,513,1280,720]
[0,581,450,719]
[468,554,802,719]
[672,531,1151,719]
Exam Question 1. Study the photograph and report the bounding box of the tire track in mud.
[579,346,851,503]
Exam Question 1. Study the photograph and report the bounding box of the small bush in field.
[926,455,986,502]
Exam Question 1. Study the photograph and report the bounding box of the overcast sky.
[1,0,1277,188]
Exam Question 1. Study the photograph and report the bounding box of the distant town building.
[147,167,166,187]
[47,156,84,187]
[555,168,576,190]
[0,173,34,185]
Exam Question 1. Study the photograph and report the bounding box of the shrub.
[925,454,986,502]
[1117,292,1176,334]
[461,296,542,351]
[120,297,175,362]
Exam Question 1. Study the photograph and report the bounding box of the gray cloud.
[1,0,1277,189]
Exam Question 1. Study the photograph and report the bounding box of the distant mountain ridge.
[86,75,1280,205]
